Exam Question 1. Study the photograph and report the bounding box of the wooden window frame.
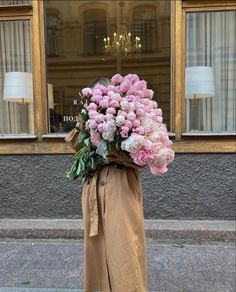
[0,0,235,154]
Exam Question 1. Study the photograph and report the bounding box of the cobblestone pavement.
[0,239,235,292]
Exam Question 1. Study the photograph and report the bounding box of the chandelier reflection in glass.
[104,26,141,57]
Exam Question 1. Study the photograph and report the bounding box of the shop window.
[84,9,107,55]
[185,10,236,133]
[44,0,171,134]
[132,6,157,52]
[0,20,34,134]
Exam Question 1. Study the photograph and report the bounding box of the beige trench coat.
[65,127,148,292]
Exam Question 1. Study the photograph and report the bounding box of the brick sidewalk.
[0,239,235,292]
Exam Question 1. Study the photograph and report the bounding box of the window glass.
[0,20,34,134]
[185,10,236,132]
[0,0,31,6]
[44,0,171,133]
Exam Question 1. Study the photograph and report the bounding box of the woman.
[65,77,148,292]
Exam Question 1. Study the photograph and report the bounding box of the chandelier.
[103,2,141,57]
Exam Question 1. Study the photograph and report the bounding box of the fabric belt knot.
[88,171,99,237]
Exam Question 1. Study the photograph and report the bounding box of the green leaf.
[174,243,185,248]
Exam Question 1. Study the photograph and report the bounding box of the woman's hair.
[89,77,111,88]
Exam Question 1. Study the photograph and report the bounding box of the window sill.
[0,140,235,154]
[182,131,235,136]
[0,134,37,139]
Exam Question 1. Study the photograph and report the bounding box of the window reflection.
[44,0,171,133]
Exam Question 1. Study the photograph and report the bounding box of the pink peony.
[120,126,129,138]
[149,164,168,175]
[131,149,156,165]
[94,114,105,123]
[82,87,93,97]
[120,80,132,93]
[99,98,109,109]
[90,131,102,146]
[120,99,130,111]
[109,99,120,109]
[106,107,116,115]
[127,112,136,121]
[116,115,125,126]
[111,74,123,85]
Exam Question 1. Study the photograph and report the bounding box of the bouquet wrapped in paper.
[66,73,174,182]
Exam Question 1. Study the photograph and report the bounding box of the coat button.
[100,181,105,186]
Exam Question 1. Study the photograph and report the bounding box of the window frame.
[0,0,235,154]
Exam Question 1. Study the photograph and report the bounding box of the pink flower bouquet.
[67,73,174,181]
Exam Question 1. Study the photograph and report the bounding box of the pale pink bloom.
[118,110,127,118]
[135,126,145,135]
[91,95,103,103]
[90,131,102,146]
[124,74,139,84]
[87,102,97,111]
[120,126,130,138]
[145,89,154,99]
[88,110,98,118]
[152,101,158,109]
[128,102,136,112]
[82,87,93,97]
[120,80,132,93]
[92,88,103,96]
[87,119,97,129]
[120,99,130,111]
[155,108,162,116]
[99,98,109,109]
[107,90,115,97]
[156,116,163,124]
[105,114,114,121]
[121,133,145,153]
[111,73,123,85]
[132,119,141,128]
[111,93,122,102]
[124,120,133,129]
[136,107,145,116]
[94,114,105,123]
[97,123,104,133]
[133,80,147,91]
[142,117,156,134]
[106,107,116,115]
[109,99,120,109]
[131,149,156,165]
[93,84,108,94]
[149,164,168,175]
[127,112,136,121]
[116,115,125,126]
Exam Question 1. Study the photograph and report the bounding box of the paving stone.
[0,239,235,291]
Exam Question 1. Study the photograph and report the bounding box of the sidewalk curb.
[0,219,235,242]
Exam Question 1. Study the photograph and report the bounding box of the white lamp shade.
[3,72,33,103]
[185,66,215,99]
[47,83,54,109]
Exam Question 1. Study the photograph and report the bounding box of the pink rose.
[81,87,93,97]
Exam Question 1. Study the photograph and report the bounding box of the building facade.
[0,0,235,220]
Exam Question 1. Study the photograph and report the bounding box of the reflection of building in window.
[46,14,62,57]
[133,6,157,52]
[84,10,107,55]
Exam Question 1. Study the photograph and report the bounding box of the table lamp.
[3,72,33,103]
